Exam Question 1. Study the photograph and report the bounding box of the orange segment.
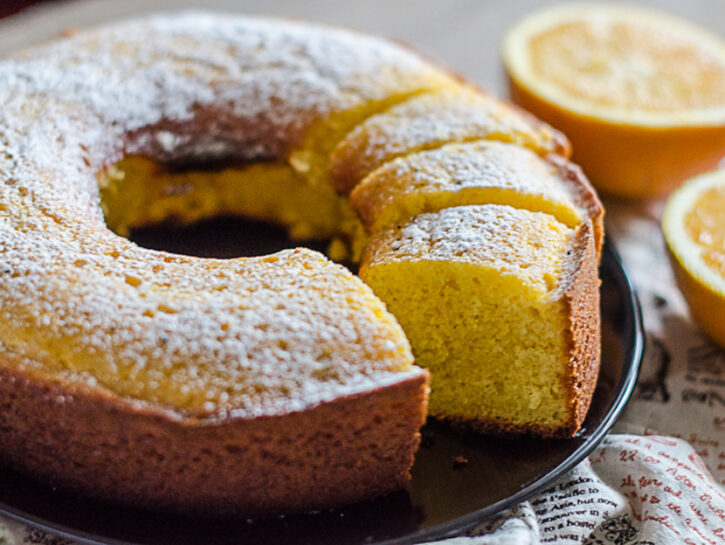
[503,4,725,199]
[528,21,725,113]
[663,169,725,348]
[684,186,725,277]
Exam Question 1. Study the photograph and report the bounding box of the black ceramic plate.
[0,217,644,545]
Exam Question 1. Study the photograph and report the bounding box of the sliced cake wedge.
[359,205,600,437]
[350,140,603,253]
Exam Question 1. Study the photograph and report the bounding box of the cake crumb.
[452,455,468,470]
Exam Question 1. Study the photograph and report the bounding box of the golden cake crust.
[558,220,602,436]
[548,153,605,255]
[0,362,428,516]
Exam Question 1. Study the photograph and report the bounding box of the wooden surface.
[0,0,722,98]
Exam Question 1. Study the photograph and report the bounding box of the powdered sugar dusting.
[0,12,433,418]
[389,142,574,201]
[332,88,565,190]
[352,140,584,228]
[362,204,573,295]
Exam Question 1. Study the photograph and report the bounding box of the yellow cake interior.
[99,156,371,261]
[359,204,576,432]
[100,157,345,239]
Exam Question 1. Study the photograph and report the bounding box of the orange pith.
[684,186,725,277]
[529,21,725,113]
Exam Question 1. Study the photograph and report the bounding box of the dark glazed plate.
[0,218,644,545]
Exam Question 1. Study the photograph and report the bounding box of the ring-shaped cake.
[0,12,602,515]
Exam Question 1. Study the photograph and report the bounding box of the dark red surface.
[0,0,56,18]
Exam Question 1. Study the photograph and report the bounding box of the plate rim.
[0,239,644,545]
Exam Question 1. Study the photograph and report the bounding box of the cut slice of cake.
[350,140,603,252]
[330,88,570,194]
[359,205,600,437]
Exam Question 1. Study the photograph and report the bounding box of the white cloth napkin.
[441,434,724,544]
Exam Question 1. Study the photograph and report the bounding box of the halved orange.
[662,169,725,348]
[503,3,725,199]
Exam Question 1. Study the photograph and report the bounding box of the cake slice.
[359,205,600,437]
[350,140,603,252]
[330,88,570,194]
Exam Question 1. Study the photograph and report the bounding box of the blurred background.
[1,0,722,98]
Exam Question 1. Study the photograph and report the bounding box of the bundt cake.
[0,10,602,515]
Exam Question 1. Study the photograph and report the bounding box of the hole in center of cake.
[129,216,329,259]
[98,155,351,261]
